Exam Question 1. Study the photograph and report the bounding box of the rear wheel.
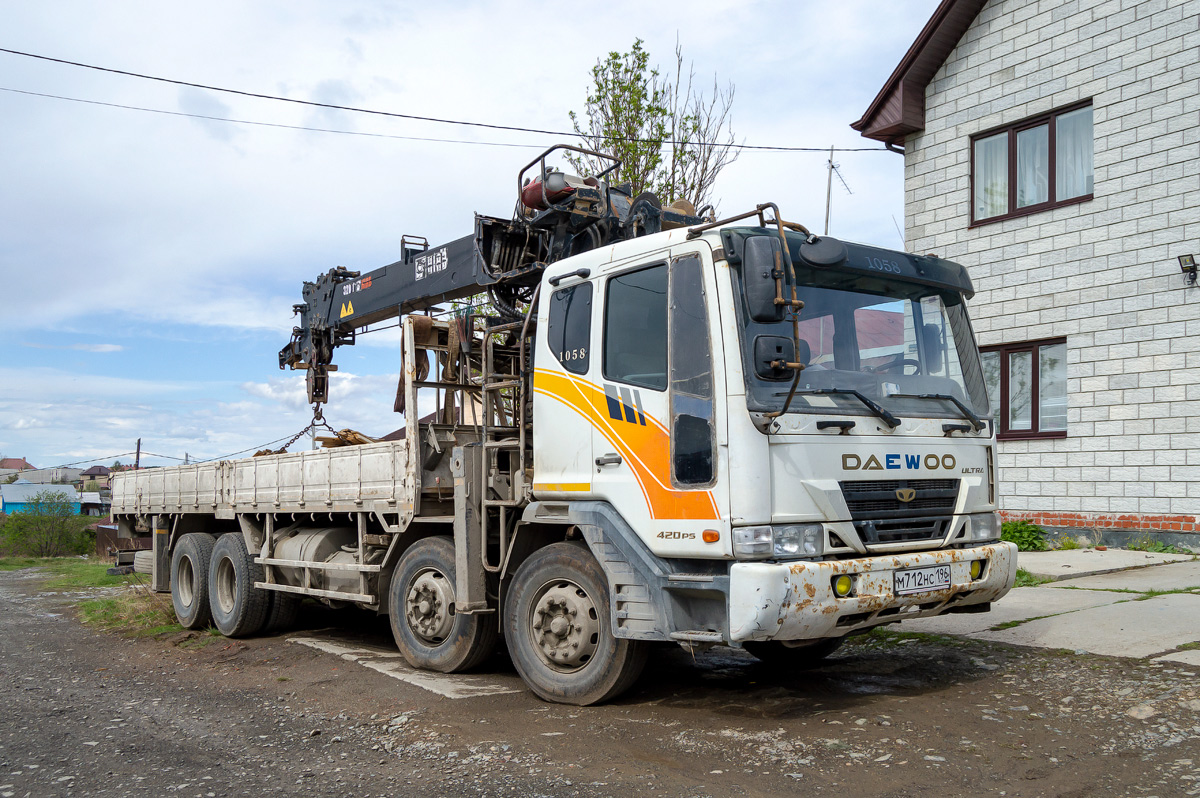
[504,542,647,706]
[208,534,270,637]
[171,533,215,629]
[744,637,844,668]
[389,536,496,673]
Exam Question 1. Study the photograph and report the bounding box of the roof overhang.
[850,0,988,148]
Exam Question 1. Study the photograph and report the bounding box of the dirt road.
[2,568,1199,797]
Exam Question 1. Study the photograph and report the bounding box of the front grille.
[840,479,959,519]
[839,479,960,545]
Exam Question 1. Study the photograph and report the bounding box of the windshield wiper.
[774,388,901,429]
[888,393,985,432]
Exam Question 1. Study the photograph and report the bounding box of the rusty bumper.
[727,542,1018,643]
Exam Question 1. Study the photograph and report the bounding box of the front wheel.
[388,536,496,673]
[504,542,647,706]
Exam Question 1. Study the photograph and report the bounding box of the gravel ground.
[2,567,1200,797]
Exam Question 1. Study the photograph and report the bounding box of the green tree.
[568,39,738,211]
[2,490,91,557]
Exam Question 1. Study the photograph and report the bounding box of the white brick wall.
[905,0,1200,529]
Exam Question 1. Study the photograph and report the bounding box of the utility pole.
[134,438,141,470]
[184,452,189,465]
[824,145,834,236]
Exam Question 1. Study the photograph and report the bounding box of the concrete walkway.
[902,548,1200,662]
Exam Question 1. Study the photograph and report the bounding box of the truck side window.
[603,264,667,390]
[547,282,592,374]
[670,255,715,486]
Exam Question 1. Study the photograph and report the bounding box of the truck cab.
[530,220,1015,658]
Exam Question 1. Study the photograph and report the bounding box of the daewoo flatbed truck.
[112,145,1017,705]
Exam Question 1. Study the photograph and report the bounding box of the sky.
[0,0,940,470]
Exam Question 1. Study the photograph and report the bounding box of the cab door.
[591,247,728,557]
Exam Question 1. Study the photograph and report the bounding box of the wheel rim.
[405,568,455,643]
[528,578,600,673]
[215,556,237,615]
[178,555,195,607]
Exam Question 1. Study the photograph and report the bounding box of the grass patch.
[1056,536,1082,551]
[1176,641,1200,651]
[0,556,130,590]
[78,590,180,634]
[1128,536,1186,555]
[1014,568,1053,587]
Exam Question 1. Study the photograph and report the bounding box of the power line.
[0,86,545,149]
[0,47,890,154]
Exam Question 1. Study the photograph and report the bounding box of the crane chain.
[256,405,338,456]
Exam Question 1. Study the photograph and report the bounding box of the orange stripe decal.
[535,369,719,521]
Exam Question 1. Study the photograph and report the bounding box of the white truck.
[112,145,1016,705]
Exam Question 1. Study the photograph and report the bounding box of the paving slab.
[1018,548,1194,581]
[1049,560,1200,593]
[1152,650,1200,667]
[976,593,1200,658]
[900,586,1127,635]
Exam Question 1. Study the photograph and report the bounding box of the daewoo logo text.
[842,453,956,471]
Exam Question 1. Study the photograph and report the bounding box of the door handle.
[595,453,622,467]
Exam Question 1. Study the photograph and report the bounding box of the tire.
[262,591,301,634]
[171,533,216,629]
[744,637,844,668]
[133,550,153,575]
[388,536,497,673]
[207,534,270,638]
[504,541,647,706]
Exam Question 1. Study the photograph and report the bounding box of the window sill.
[969,194,1092,229]
[997,430,1067,441]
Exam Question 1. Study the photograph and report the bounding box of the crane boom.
[279,144,706,408]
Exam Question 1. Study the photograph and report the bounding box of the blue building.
[0,480,81,514]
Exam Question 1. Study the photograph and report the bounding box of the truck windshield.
[736,274,991,421]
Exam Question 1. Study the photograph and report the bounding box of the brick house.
[852,0,1200,537]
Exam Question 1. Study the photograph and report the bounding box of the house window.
[980,339,1067,439]
[971,102,1093,225]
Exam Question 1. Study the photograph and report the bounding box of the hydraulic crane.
[278,145,706,409]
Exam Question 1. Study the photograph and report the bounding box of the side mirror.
[742,236,786,323]
[754,335,796,380]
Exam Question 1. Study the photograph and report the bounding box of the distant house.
[0,457,35,472]
[0,482,81,514]
[18,467,85,485]
[81,491,112,517]
[80,465,112,489]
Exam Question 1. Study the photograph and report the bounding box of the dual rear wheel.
[170,533,298,636]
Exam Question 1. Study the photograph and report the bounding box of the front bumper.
[727,542,1017,642]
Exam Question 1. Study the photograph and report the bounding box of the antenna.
[824,146,853,236]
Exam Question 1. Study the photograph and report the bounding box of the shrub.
[1,491,92,557]
[1001,519,1048,552]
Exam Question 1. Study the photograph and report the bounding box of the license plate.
[894,564,952,595]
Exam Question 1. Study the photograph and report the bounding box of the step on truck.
[112,145,1017,705]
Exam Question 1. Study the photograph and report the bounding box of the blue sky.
[1,0,939,469]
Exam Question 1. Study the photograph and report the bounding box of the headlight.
[733,524,824,559]
[732,526,773,558]
[966,512,1001,542]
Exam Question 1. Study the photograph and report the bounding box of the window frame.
[969,100,1093,227]
[981,337,1068,441]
